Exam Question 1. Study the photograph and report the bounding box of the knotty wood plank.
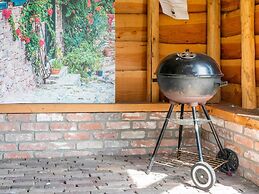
[159,13,206,44]
[116,14,147,42]
[116,41,147,71]
[116,71,147,102]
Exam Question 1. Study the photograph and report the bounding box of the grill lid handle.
[177,49,196,59]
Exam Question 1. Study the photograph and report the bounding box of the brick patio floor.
[0,155,258,194]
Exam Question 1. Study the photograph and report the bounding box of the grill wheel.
[216,148,239,175]
[191,161,216,190]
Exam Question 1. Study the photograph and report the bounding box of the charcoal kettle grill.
[147,50,239,190]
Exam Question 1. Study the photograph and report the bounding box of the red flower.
[2,9,12,20]
[15,28,22,36]
[95,6,101,11]
[47,9,53,16]
[35,17,40,23]
[107,14,114,26]
[88,18,94,25]
[39,39,45,47]
[95,0,101,2]
[25,37,30,44]
[87,0,91,8]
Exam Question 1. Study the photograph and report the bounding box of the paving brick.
[37,113,64,122]
[64,132,91,140]
[77,141,103,149]
[0,143,17,151]
[95,113,121,121]
[244,150,259,163]
[106,122,130,130]
[34,151,63,158]
[5,133,33,142]
[160,139,178,147]
[234,134,254,149]
[4,152,33,159]
[121,131,145,139]
[78,122,105,130]
[225,121,243,134]
[0,114,6,122]
[210,116,225,127]
[157,121,178,129]
[147,130,173,138]
[131,140,156,148]
[0,134,4,142]
[19,142,75,151]
[50,122,77,131]
[21,123,49,131]
[66,113,94,122]
[0,123,20,131]
[244,127,259,140]
[93,132,118,139]
[35,133,63,141]
[63,151,93,157]
[104,140,129,148]
[224,141,244,156]
[255,142,259,151]
[7,114,35,122]
[215,126,233,140]
[121,148,146,155]
[132,121,156,129]
[122,113,147,120]
[149,112,167,120]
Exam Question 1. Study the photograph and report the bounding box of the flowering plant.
[2,0,55,79]
[59,0,114,53]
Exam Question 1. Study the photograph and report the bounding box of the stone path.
[0,155,258,194]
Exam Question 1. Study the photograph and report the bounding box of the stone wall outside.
[0,7,37,99]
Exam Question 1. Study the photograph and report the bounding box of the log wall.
[115,0,259,107]
[221,0,259,107]
[115,0,147,102]
[115,0,207,103]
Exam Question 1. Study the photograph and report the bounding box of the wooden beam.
[152,82,160,102]
[207,0,221,103]
[0,103,170,113]
[240,0,257,109]
[147,0,159,102]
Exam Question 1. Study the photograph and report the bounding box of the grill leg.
[201,105,226,155]
[192,106,203,162]
[177,104,185,150]
[146,104,174,174]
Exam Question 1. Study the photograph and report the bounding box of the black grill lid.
[157,50,223,77]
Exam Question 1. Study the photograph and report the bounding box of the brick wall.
[0,112,197,160]
[202,117,259,186]
[0,7,36,99]
[0,111,258,186]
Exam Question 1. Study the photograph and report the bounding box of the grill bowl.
[157,51,225,105]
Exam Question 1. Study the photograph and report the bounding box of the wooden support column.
[147,0,160,102]
[240,0,257,109]
[207,0,221,103]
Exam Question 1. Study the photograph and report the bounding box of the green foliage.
[51,58,63,69]
[62,41,101,79]
[59,0,113,53]
[8,0,55,78]
[59,0,115,80]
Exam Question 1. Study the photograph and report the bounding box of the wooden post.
[240,0,257,109]
[147,0,159,102]
[207,0,221,103]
